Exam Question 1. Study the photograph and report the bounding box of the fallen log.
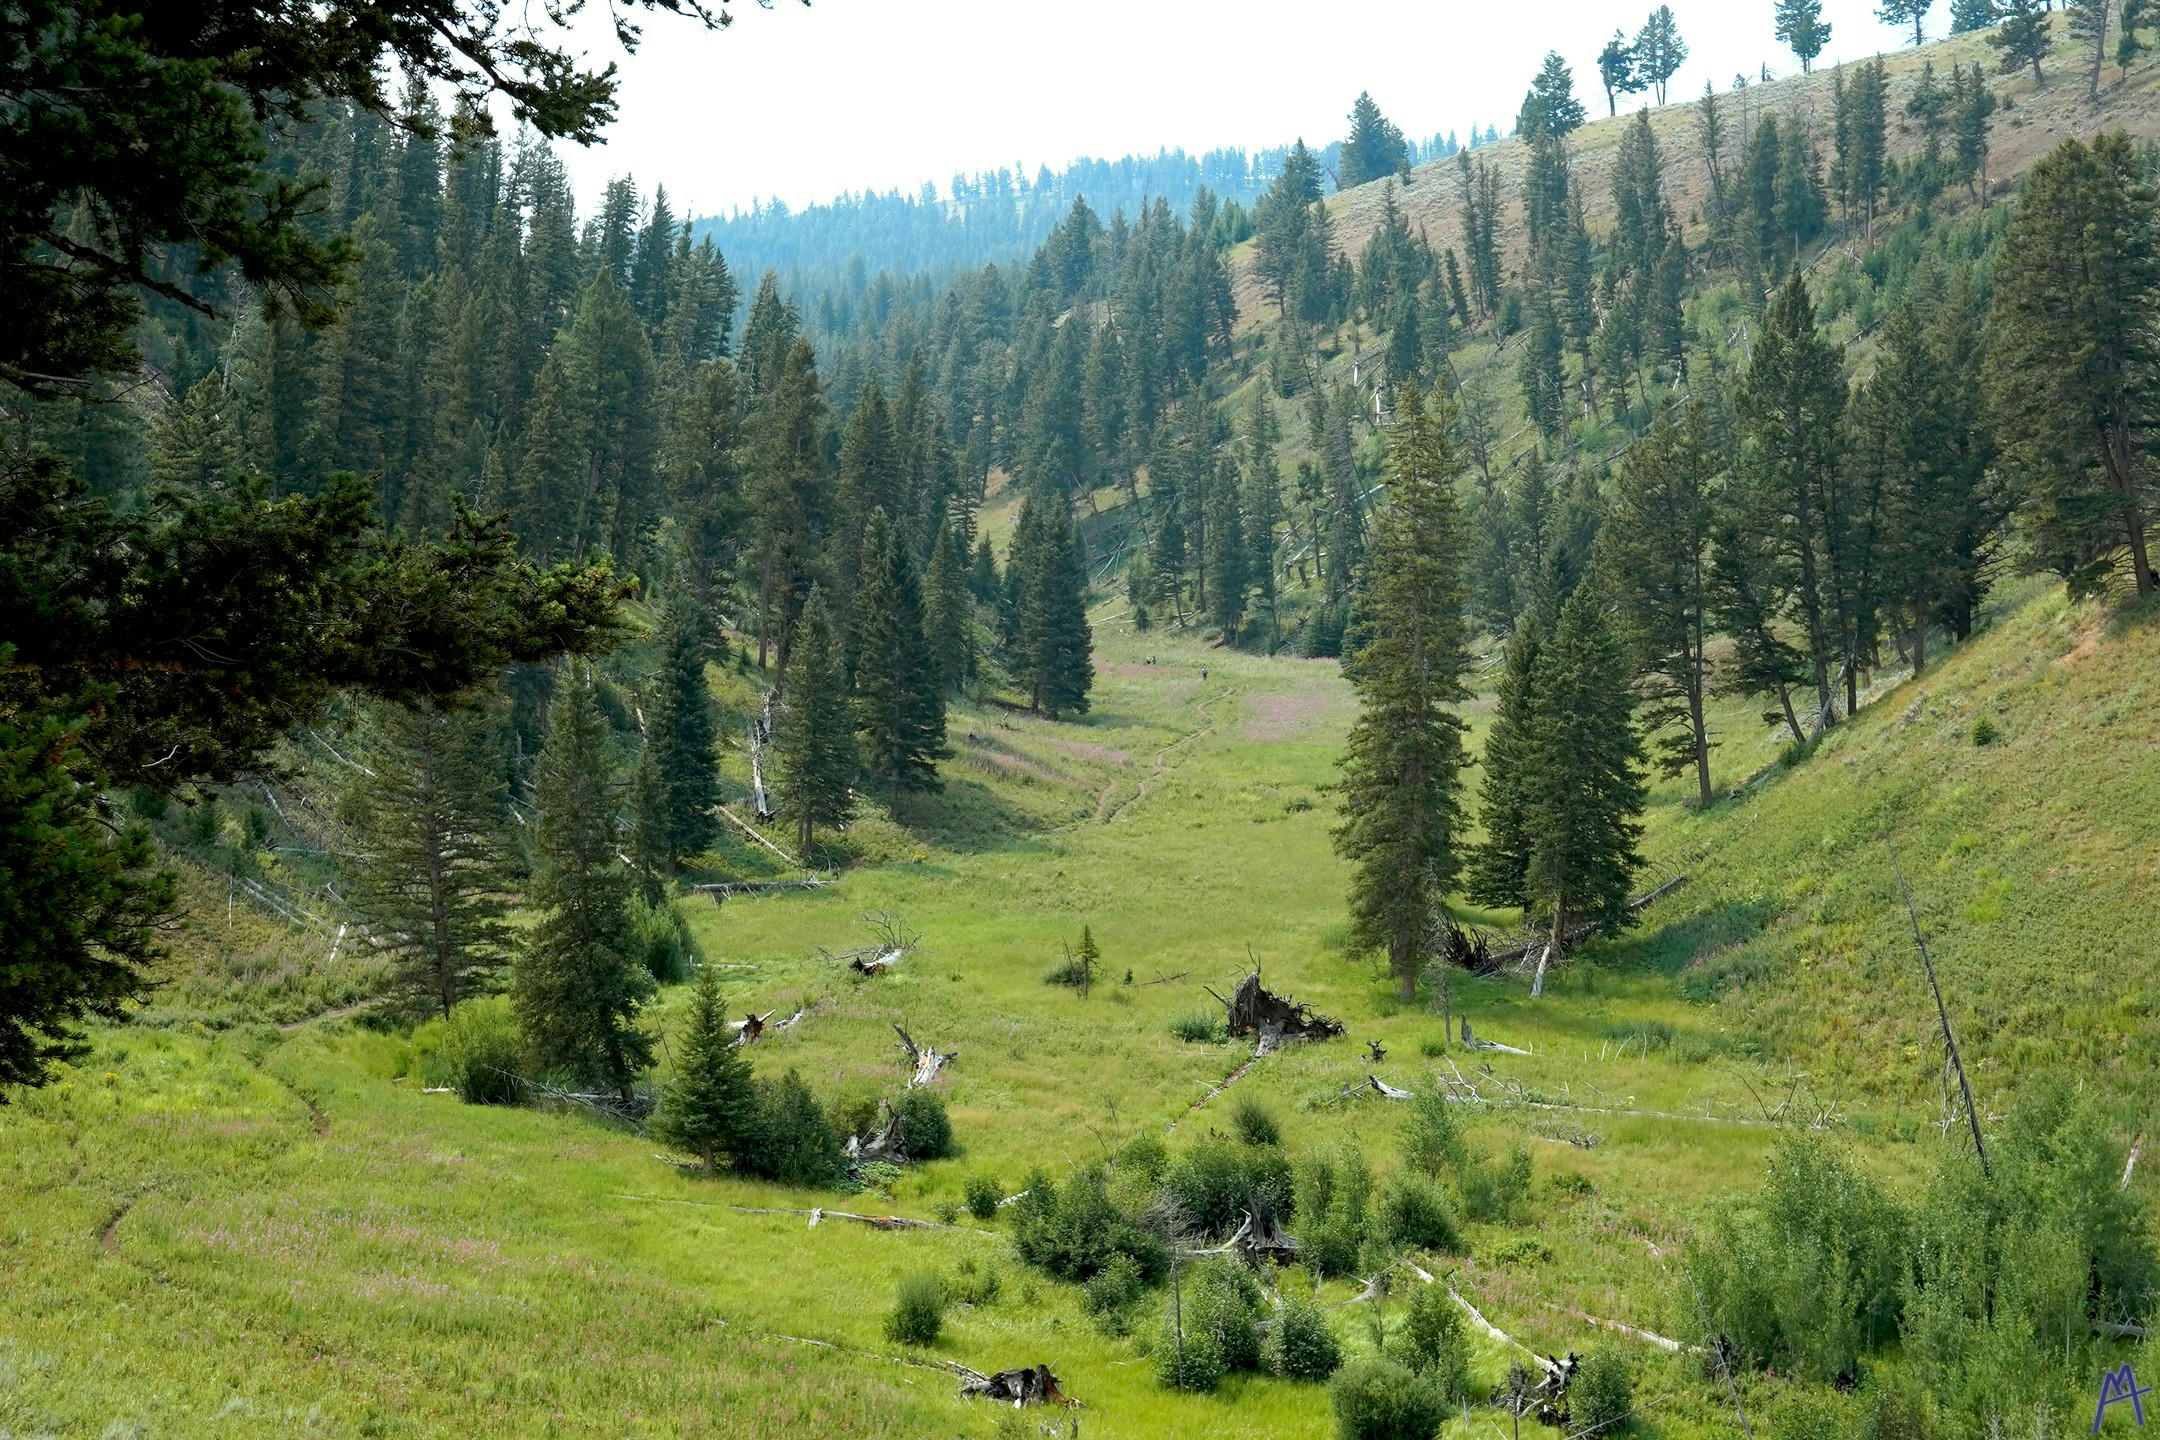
[1538,1300,1695,1353]
[1461,1017,1532,1055]
[894,1024,955,1087]
[1481,876,1691,972]
[695,877,827,901]
[732,1205,945,1231]
[1206,968,1344,1044]
[956,1363,1071,1406]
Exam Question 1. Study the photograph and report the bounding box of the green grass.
[6,579,2156,1437]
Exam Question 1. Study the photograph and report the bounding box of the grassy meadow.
[6,574,2157,1439]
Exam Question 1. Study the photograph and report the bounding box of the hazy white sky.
[551,0,1950,218]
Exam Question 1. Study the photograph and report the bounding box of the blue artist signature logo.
[2097,1364,2153,1433]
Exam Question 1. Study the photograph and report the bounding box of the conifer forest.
[8,2,2160,1437]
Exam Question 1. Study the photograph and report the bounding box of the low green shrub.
[1970,714,2000,746]
[884,1271,946,1346]
[1379,1174,1460,1253]
[1329,1356,1445,1440]
[739,1070,848,1188]
[627,894,700,984]
[947,1255,1002,1306]
[439,996,525,1105]
[896,1088,953,1159]
[1169,1009,1226,1044]
[1269,1294,1343,1381]
[1010,1166,1168,1283]
[1461,1144,1533,1223]
[1231,1094,1282,1147]
[964,1173,1003,1220]
[1570,1349,1634,1435]
[1400,1283,1472,1402]
[1161,1137,1295,1239]
[1082,1251,1146,1335]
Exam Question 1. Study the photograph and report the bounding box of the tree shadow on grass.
[893,776,1057,856]
[1603,896,1781,980]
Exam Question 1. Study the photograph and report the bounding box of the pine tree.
[851,509,948,803]
[1466,615,1545,910]
[1011,492,1096,719]
[1775,0,1833,73]
[2070,0,2113,98]
[1879,0,1934,45]
[1598,31,1640,117]
[650,964,756,1173]
[1599,400,1719,808]
[1951,0,2000,32]
[516,664,653,1103]
[1206,458,1248,636]
[1521,586,1647,975]
[775,587,857,855]
[923,518,974,696]
[345,696,517,1020]
[1986,132,2160,596]
[750,337,829,670]
[1333,386,1473,1002]
[641,607,721,873]
[1636,7,1689,105]
[1736,273,1849,727]
[1990,0,2052,83]
[1517,52,1587,139]
[1342,93,1411,189]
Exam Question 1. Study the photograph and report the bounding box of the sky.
[547,0,1951,219]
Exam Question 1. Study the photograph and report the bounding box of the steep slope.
[1231,19,2160,331]
[1632,576,2160,1109]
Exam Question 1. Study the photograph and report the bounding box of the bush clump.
[1329,1356,1445,1440]
[439,996,526,1105]
[1082,1251,1147,1335]
[627,894,700,983]
[1169,1009,1227,1043]
[947,1255,1002,1306]
[1970,714,2000,746]
[1010,1166,1168,1283]
[1299,1144,1376,1279]
[1161,1137,1295,1240]
[895,1087,953,1159]
[884,1271,947,1346]
[1400,1085,1464,1177]
[1269,1293,1343,1381]
[1154,1257,1263,1390]
[1400,1283,1472,1403]
[738,1069,848,1188]
[964,1173,1003,1221]
[1461,1144,1534,1223]
[1570,1348,1634,1435]
[1231,1093,1282,1147]
[1379,1174,1460,1253]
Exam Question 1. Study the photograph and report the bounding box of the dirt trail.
[1099,685,1238,825]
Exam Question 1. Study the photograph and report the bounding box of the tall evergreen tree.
[1517,52,1587,139]
[1775,0,1834,73]
[1636,6,1689,104]
[775,588,857,855]
[640,607,721,873]
[516,664,652,1104]
[1602,400,1720,807]
[650,964,756,1174]
[1736,273,1850,728]
[1880,0,1934,45]
[1520,586,1647,978]
[1341,93,1411,189]
[1011,492,1096,719]
[1598,31,1641,116]
[346,696,517,1020]
[851,510,948,803]
[1989,0,2052,82]
[923,518,975,696]
[1951,0,2001,32]
[1333,386,1474,1002]
[1466,616,1545,911]
[1986,132,2160,596]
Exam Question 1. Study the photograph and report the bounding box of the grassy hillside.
[8,569,2153,1438]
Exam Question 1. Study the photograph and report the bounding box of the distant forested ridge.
[693,130,1479,329]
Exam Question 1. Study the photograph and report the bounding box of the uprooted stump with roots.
[1206,969,1344,1050]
